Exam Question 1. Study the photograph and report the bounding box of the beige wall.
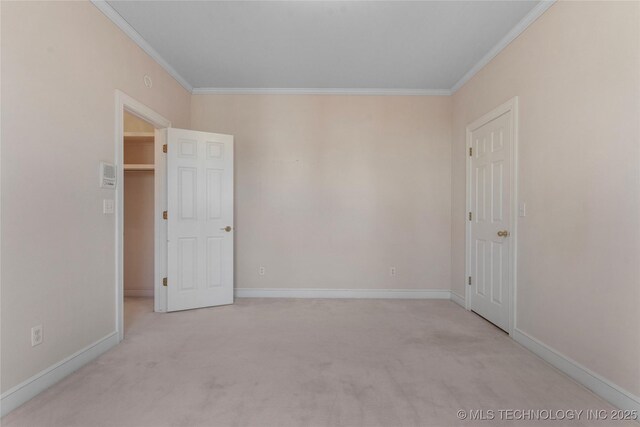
[191,95,452,291]
[451,1,640,395]
[1,1,190,393]
[4,0,638,409]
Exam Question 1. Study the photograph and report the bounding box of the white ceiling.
[104,1,543,92]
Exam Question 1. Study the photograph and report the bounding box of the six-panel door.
[167,128,234,312]
[469,112,511,331]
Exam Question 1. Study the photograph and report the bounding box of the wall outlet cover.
[31,325,43,347]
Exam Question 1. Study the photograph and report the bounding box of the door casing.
[115,90,171,342]
[465,96,519,335]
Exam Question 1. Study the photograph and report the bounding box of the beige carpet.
[2,298,627,427]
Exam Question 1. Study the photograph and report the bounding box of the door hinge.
[162,144,167,153]
[468,276,472,286]
[468,212,472,221]
[163,277,167,287]
[163,211,168,220]
[469,147,473,156]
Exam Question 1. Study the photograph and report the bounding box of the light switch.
[519,202,526,217]
[103,199,115,214]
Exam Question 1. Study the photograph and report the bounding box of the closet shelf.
[124,132,154,142]
[124,164,155,171]
[124,131,154,137]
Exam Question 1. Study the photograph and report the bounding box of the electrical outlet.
[259,266,266,276]
[31,325,43,347]
[390,267,397,277]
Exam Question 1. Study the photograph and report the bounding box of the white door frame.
[465,96,519,335]
[115,90,171,342]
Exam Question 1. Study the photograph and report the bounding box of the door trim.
[115,90,171,342]
[464,96,519,335]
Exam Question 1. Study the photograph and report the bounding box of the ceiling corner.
[91,0,194,93]
[450,0,556,94]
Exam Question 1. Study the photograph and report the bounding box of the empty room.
[1,1,639,426]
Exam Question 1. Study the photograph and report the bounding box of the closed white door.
[469,111,512,331]
[167,128,234,312]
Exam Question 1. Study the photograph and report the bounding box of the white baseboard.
[512,328,640,413]
[124,289,154,297]
[0,331,119,417]
[450,292,465,308]
[235,288,452,300]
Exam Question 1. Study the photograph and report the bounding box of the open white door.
[166,128,234,312]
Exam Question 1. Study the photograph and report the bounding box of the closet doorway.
[123,112,156,334]
[115,91,172,341]
[115,91,234,341]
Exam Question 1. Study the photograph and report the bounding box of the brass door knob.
[221,226,232,232]
[497,230,510,237]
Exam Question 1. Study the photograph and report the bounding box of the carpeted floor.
[2,297,628,427]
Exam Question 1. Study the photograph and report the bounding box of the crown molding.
[450,0,556,94]
[93,0,555,97]
[91,0,193,93]
[192,87,451,96]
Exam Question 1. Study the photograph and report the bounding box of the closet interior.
[123,112,155,305]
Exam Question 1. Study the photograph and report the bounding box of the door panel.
[167,128,234,312]
[470,112,511,331]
